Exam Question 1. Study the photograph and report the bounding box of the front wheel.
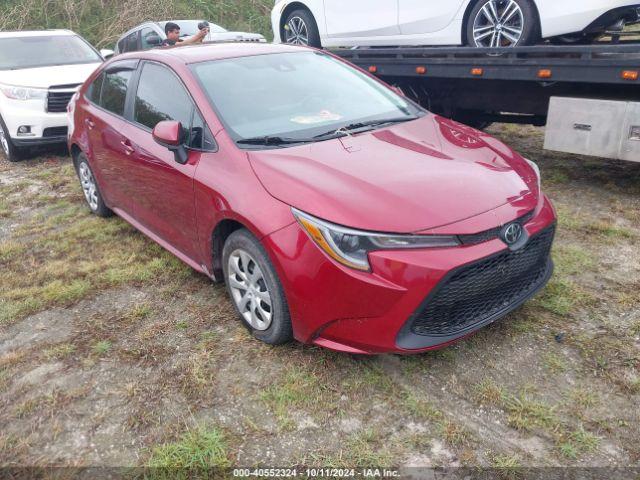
[222,229,293,345]
[466,0,539,48]
[0,114,24,162]
[283,9,321,48]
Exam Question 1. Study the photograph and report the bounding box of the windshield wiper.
[236,136,311,146]
[313,116,419,139]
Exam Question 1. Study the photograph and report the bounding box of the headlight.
[525,158,541,193]
[0,83,47,101]
[293,209,460,271]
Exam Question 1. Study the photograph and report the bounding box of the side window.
[101,69,132,116]
[86,73,104,105]
[140,27,162,50]
[189,111,217,151]
[134,62,194,131]
[121,31,139,53]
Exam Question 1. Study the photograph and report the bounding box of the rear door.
[324,0,400,38]
[124,61,216,262]
[83,60,138,214]
[398,0,465,34]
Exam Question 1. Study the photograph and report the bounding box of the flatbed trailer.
[332,43,640,161]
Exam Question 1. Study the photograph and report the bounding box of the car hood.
[248,115,539,234]
[0,62,102,89]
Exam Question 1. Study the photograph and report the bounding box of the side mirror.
[146,35,162,46]
[152,121,189,164]
[100,49,115,60]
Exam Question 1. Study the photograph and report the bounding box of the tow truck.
[333,37,640,162]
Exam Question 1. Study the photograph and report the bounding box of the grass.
[146,425,230,475]
[491,454,521,479]
[543,352,568,374]
[0,158,193,326]
[43,343,76,361]
[313,429,395,468]
[92,340,112,355]
[260,365,329,430]
[501,393,558,432]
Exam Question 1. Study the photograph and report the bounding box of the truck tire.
[466,0,539,48]
[283,9,321,48]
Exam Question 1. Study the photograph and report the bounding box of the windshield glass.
[0,35,102,70]
[192,51,423,145]
[171,20,227,37]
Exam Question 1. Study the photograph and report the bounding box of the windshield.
[0,35,102,71]
[192,51,423,146]
[169,20,227,37]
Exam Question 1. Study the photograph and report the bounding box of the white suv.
[0,30,104,162]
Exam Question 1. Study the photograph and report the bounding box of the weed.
[543,352,568,374]
[93,340,112,355]
[146,425,230,472]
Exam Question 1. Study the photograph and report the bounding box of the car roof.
[115,42,310,65]
[0,29,77,39]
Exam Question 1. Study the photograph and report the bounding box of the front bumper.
[263,194,556,354]
[1,98,69,146]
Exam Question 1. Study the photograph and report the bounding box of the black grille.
[47,91,75,113]
[410,225,555,336]
[43,126,68,137]
[458,210,535,246]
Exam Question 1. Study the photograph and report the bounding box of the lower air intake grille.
[43,126,68,137]
[410,225,555,337]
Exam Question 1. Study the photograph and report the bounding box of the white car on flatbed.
[0,30,104,162]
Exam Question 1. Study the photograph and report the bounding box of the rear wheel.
[222,229,293,345]
[283,9,321,48]
[466,0,539,48]
[75,153,112,217]
[0,115,24,162]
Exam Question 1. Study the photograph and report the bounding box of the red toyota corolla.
[68,43,556,354]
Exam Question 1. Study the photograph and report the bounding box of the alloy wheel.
[228,249,273,331]
[473,0,524,48]
[78,162,99,211]
[0,122,9,156]
[285,16,309,45]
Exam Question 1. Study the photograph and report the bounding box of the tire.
[74,152,113,217]
[0,114,24,162]
[222,229,293,345]
[466,0,539,48]
[283,9,321,48]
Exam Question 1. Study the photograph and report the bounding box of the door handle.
[121,140,135,155]
[85,118,95,130]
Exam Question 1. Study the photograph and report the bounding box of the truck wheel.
[466,0,539,48]
[223,229,293,345]
[283,9,321,48]
[0,115,24,162]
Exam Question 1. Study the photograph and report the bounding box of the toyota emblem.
[502,222,523,246]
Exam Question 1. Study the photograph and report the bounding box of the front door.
[324,0,399,38]
[398,0,466,35]
[124,61,213,263]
